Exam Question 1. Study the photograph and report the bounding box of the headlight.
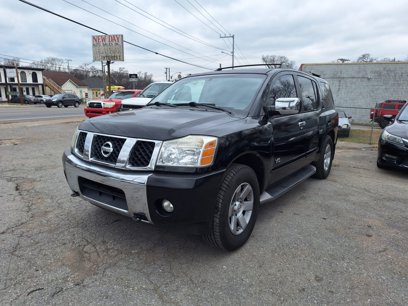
[103,102,115,108]
[71,127,79,149]
[381,130,404,145]
[157,136,218,167]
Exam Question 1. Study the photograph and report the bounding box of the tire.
[64,105,69,108]
[74,102,79,108]
[46,105,51,108]
[313,136,334,179]
[57,102,63,108]
[204,164,259,251]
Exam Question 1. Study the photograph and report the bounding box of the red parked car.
[84,89,142,118]
[370,100,406,128]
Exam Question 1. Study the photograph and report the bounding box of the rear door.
[293,74,320,156]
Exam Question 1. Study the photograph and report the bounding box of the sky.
[1,0,408,81]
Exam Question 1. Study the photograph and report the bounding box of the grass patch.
[339,128,381,145]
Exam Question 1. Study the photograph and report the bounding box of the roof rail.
[216,63,282,71]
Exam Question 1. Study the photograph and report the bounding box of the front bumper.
[63,150,224,224]
[378,140,408,169]
[84,107,119,118]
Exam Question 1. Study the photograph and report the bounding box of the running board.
[260,165,316,204]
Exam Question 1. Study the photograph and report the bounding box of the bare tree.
[262,55,295,68]
[357,53,376,62]
[31,57,66,70]
[3,57,20,66]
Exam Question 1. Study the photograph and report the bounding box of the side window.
[266,74,297,107]
[298,76,318,112]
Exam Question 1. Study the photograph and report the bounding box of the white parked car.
[120,81,172,111]
[338,111,352,137]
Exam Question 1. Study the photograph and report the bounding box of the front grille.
[128,141,155,167]
[88,102,102,108]
[78,177,128,211]
[75,131,160,170]
[76,132,87,154]
[91,135,126,164]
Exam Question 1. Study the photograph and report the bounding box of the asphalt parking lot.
[0,119,407,305]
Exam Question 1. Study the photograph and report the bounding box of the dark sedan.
[10,95,37,104]
[44,93,80,108]
[377,103,408,170]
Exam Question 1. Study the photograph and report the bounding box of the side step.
[260,165,316,204]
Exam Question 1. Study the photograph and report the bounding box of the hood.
[80,107,245,140]
[385,120,408,139]
[121,97,152,106]
[102,98,122,103]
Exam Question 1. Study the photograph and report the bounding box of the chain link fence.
[336,105,382,145]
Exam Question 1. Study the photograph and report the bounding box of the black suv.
[44,93,80,108]
[63,68,338,251]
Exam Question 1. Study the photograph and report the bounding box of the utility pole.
[220,34,235,68]
[15,64,23,104]
[164,67,170,81]
[66,59,72,72]
[106,60,111,97]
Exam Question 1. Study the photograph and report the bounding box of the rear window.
[318,81,335,109]
[383,104,394,110]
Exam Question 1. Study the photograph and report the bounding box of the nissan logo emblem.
[101,141,114,158]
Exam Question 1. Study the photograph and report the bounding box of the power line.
[114,0,227,52]
[174,0,221,35]
[192,0,229,34]
[17,0,212,70]
[73,0,217,63]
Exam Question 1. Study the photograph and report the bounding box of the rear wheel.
[204,164,259,251]
[74,102,79,108]
[313,136,334,179]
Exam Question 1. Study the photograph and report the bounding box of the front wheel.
[57,102,63,108]
[74,102,79,108]
[204,164,259,251]
[313,136,334,179]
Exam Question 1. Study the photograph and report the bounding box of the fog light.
[162,200,174,213]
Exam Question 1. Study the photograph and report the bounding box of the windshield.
[397,104,408,121]
[52,94,63,99]
[139,83,172,98]
[150,74,266,115]
[109,91,136,99]
[338,111,346,118]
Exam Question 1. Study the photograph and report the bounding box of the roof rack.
[216,63,282,71]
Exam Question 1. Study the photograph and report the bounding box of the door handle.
[298,121,306,129]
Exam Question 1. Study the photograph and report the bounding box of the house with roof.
[43,70,91,101]
[82,76,104,99]
[0,65,45,102]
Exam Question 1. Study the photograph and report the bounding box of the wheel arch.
[230,153,265,192]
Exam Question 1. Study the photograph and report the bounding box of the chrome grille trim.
[74,130,162,170]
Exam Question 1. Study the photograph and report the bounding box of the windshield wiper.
[175,101,232,114]
[149,101,176,107]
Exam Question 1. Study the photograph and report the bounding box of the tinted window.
[319,81,334,109]
[383,104,394,110]
[298,76,318,112]
[266,74,297,107]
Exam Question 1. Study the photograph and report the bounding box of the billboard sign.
[129,73,138,81]
[92,34,124,61]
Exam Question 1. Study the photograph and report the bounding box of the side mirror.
[275,97,300,115]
